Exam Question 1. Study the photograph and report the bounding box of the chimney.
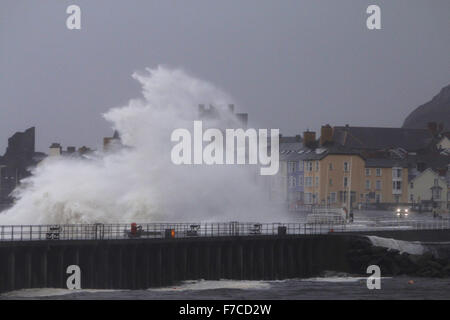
[228,104,235,114]
[303,130,316,148]
[295,135,301,142]
[49,143,62,157]
[67,146,76,154]
[320,124,333,146]
[428,122,438,136]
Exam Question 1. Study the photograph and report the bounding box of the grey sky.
[1,0,449,152]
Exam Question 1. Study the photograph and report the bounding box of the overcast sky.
[1,0,449,152]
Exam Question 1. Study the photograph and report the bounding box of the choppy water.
[2,276,450,300]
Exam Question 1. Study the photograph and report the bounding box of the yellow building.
[303,151,365,208]
[302,151,409,208]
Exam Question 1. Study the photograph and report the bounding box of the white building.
[409,168,449,211]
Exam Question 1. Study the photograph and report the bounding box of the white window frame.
[288,161,296,173]
[376,168,382,177]
[393,180,402,192]
[392,167,402,179]
[344,162,349,172]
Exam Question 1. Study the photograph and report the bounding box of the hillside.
[403,85,450,131]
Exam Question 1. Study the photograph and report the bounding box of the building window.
[299,161,304,171]
[432,187,441,200]
[339,191,355,203]
[315,176,319,186]
[365,180,370,190]
[344,162,349,172]
[305,177,313,187]
[376,180,381,190]
[365,168,371,176]
[288,176,296,187]
[304,192,312,204]
[298,177,303,185]
[376,168,381,176]
[329,178,333,186]
[410,194,414,202]
[329,163,333,171]
[410,182,414,189]
[315,161,319,171]
[375,193,381,203]
[392,167,402,179]
[288,161,296,173]
[343,177,348,188]
[307,161,313,172]
[393,181,402,191]
[330,192,337,204]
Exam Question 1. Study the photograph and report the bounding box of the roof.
[405,153,450,171]
[365,158,408,168]
[332,126,434,152]
[279,142,303,152]
[281,144,363,161]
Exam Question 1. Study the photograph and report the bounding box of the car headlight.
[396,208,400,212]
[405,209,408,213]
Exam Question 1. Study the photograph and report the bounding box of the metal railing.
[0,219,449,242]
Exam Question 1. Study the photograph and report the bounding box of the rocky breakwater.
[346,235,450,278]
